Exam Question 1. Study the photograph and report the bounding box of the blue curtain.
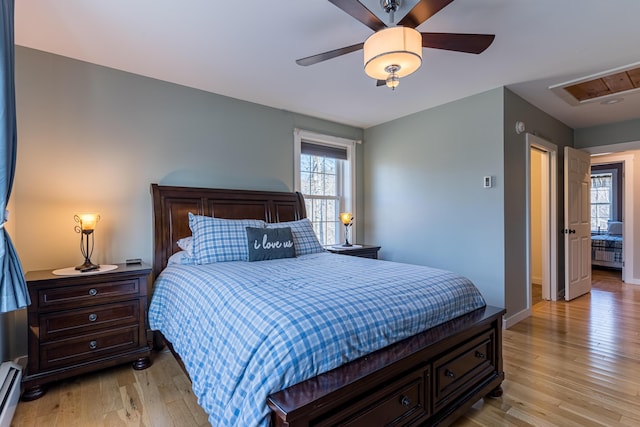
[0,0,29,313]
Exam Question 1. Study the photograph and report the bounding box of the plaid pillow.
[188,213,265,263]
[266,218,325,256]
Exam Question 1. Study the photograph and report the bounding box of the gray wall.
[14,46,363,272]
[503,89,573,316]
[364,87,574,320]
[364,88,505,308]
[574,118,640,148]
[9,47,363,357]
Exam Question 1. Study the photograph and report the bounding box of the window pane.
[300,154,312,173]
[590,172,613,232]
[300,171,311,194]
[324,171,337,196]
[303,196,340,246]
[325,158,336,174]
[299,142,349,246]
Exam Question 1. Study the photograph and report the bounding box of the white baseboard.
[531,276,542,285]
[503,307,531,329]
[0,361,22,427]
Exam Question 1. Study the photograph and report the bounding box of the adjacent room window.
[590,172,615,233]
[294,129,357,246]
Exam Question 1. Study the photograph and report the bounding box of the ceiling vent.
[549,62,640,106]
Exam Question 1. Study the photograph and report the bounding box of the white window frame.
[294,128,359,244]
[590,168,618,233]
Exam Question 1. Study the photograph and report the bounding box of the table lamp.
[74,213,100,271]
[340,212,353,247]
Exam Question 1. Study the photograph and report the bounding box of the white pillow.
[608,221,623,236]
[167,251,195,265]
[177,236,193,257]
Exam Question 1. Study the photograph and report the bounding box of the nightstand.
[21,263,152,401]
[327,244,381,259]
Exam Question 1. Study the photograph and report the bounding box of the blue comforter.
[148,252,485,426]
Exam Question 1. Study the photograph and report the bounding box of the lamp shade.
[364,27,422,80]
[77,213,99,231]
[340,212,353,226]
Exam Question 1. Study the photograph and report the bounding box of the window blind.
[301,141,348,160]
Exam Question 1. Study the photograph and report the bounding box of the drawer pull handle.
[88,288,98,296]
[475,351,486,359]
[89,340,98,350]
[88,313,98,322]
[445,369,455,378]
[400,395,411,407]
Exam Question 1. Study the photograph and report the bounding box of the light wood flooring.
[11,348,209,427]
[12,268,638,426]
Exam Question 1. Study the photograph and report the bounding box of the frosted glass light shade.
[77,213,99,231]
[364,27,422,80]
[340,212,353,225]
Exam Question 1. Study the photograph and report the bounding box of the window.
[294,129,358,246]
[590,172,615,232]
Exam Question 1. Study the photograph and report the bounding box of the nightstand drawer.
[39,325,140,370]
[39,300,140,341]
[39,279,140,310]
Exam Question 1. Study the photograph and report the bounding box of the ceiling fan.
[296,0,495,89]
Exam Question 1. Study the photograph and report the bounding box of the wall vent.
[549,62,640,106]
[0,362,21,427]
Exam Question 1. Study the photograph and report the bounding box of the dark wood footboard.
[268,306,505,427]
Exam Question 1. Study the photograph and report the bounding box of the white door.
[564,147,591,300]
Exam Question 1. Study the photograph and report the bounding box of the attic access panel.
[550,62,640,106]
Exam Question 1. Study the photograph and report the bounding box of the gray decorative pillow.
[246,227,296,262]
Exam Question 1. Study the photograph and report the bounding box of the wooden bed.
[150,183,505,427]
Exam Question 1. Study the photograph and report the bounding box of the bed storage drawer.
[314,367,429,427]
[433,330,495,411]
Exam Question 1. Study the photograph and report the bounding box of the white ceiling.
[14,0,640,129]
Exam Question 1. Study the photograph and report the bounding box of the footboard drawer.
[314,367,429,427]
[268,306,505,427]
[433,329,495,411]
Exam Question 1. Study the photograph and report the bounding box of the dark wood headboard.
[151,184,307,278]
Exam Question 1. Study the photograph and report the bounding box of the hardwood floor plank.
[12,268,638,427]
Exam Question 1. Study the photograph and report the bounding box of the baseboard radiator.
[0,362,21,427]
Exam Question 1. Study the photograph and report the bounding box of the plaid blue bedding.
[148,252,486,426]
[592,234,623,264]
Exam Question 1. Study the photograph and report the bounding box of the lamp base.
[75,260,100,272]
[341,242,353,247]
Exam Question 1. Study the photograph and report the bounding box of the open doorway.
[590,152,635,283]
[527,134,558,307]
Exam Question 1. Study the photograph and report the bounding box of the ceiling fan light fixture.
[385,65,400,89]
[363,27,422,80]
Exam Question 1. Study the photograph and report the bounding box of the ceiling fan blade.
[328,0,387,32]
[296,42,365,66]
[398,0,455,28]
[421,32,495,54]
[376,80,386,86]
